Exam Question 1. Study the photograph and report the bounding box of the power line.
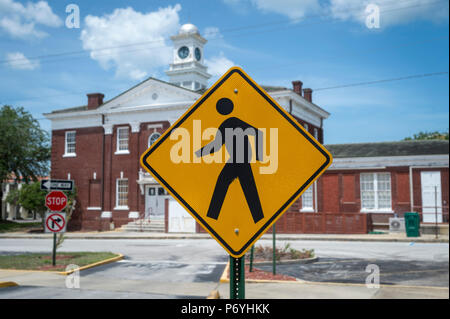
[313,71,449,91]
[30,70,449,122]
[1,0,447,67]
[4,34,447,105]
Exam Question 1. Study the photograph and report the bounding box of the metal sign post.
[52,233,57,266]
[230,255,245,299]
[249,245,254,272]
[272,224,276,275]
[435,186,438,239]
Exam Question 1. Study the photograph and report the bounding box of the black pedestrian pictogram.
[196,98,264,223]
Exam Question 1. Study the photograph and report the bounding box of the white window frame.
[303,123,309,131]
[114,178,129,210]
[313,128,319,140]
[115,126,130,154]
[360,172,392,213]
[63,131,76,157]
[148,132,161,148]
[300,184,315,212]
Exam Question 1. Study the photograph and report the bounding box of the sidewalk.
[215,280,449,299]
[0,230,448,243]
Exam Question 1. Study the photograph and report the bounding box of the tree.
[17,182,47,228]
[0,105,50,219]
[403,130,449,141]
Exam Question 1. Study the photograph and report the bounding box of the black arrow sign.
[41,179,73,191]
[51,217,62,229]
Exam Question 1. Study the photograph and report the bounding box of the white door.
[145,186,167,219]
[421,171,442,223]
[168,198,196,233]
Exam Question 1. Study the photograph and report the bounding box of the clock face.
[195,47,201,61]
[178,46,189,59]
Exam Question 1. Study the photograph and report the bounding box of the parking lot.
[0,238,448,298]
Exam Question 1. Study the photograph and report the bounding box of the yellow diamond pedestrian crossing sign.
[140,67,332,257]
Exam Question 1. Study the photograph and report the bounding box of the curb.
[218,260,306,284]
[0,253,124,275]
[206,290,221,299]
[58,253,124,275]
[245,256,318,266]
[0,234,447,243]
[0,281,18,288]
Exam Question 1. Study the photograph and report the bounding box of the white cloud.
[251,0,322,20]
[205,52,235,79]
[6,52,40,70]
[223,0,448,26]
[80,5,181,80]
[203,26,222,40]
[0,0,62,38]
[329,0,449,27]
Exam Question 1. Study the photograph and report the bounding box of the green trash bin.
[404,212,420,237]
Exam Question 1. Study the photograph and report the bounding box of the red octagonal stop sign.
[45,191,68,211]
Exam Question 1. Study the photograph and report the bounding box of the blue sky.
[0,0,448,144]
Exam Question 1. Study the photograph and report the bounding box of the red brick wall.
[51,127,104,231]
[51,120,170,231]
[321,173,340,213]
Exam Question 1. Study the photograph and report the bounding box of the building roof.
[325,140,449,158]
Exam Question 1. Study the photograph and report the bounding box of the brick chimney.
[303,88,313,102]
[87,93,104,109]
[292,81,303,96]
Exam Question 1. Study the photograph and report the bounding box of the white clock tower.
[165,23,211,91]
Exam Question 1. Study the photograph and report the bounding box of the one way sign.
[41,179,74,191]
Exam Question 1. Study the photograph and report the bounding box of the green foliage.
[18,181,47,214]
[0,221,41,233]
[5,188,20,206]
[0,105,50,183]
[403,130,449,141]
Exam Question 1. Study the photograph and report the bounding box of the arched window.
[148,132,161,148]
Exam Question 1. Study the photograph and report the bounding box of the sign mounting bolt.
[234,228,239,235]
[234,88,238,94]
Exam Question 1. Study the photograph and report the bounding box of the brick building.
[45,23,449,234]
[272,140,449,234]
[44,24,329,231]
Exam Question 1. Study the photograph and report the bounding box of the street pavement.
[0,238,448,299]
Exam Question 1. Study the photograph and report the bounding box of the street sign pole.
[249,245,254,272]
[272,224,276,275]
[230,255,245,299]
[52,232,56,266]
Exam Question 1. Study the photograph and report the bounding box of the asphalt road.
[0,238,448,298]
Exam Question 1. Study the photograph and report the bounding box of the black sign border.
[141,68,331,256]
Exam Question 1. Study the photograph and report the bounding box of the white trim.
[330,154,449,170]
[360,172,392,212]
[103,124,113,135]
[148,132,162,148]
[115,178,128,209]
[128,211,139,218]
[101,211,112,218]
[87,207,101,210]
[64,130,76,156]
[147,123,163,130]
[130,121,141,133]
[300,208,315,212]
[360,209,394,214]
[116,126,129,153]
[113,206,129,211]
[270,90,330,119]
[62,153,77,158]
[114,150,130,155]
